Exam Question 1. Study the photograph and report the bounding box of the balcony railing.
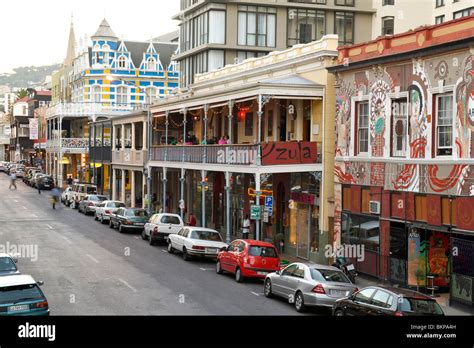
[113,149,147,166]
[46,138,90,153]
[151,142,322,166]
[46,102,144,119]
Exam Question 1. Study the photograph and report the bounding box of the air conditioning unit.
[369,201,381,215]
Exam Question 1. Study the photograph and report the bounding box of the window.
[435,15,445,24]
[289,0,326,3]
[342,187,351,211]
[391,98,408,157]
[208,50,225,71]
[92,86,101,103]
[361,188,370,214]
[145,87,157,104]
[383,0,394,5]
[335,12,354,45]
[436,0,444,7]
[292,265,306,278]
[209,10,226,44]
[236,51,266,63]
[116,86,128,105]
[146,57,157,71]
[356,102,369,154]
[335,0,354,6]
[245,112,253,136]
[354,288,376,304]
[238,6,276,47]
[371,290,392,308]
[382,16,394,35]
[282,264,298,276]
[287,9,325,47]
[415,195,427,222]
[310,268,350,283]
[248,246,278,258]
[436,94,453,156]
[453,7,474,19]
[118,56,127,69]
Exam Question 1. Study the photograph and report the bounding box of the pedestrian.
[67,176,73,186]
[242,214,250,240]
[188,213,197,227]
[9,172,17,190]
[225,135,231,144]
[51,186,61,210]
[218,136,227,145]
[38,178,42,194]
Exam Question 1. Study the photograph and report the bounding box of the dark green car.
[109,208,149,233]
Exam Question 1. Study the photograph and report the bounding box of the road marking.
[251,292,263,297]
[118,278,137,293]
[22,206,27,210]
[134,236,140,240]
[161,250,167,253]
[62,236,73,245]
[46,225,53,230]
[200,268,214,271]
[86,254,99,264]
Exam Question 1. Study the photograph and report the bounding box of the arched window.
[92,86,101,103]
[116,86,128,105]
[145,87,157,104]
[147,57,157,71]
[118,56,127,69]
[102,44,111,67]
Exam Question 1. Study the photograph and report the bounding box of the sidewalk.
[278,253,473,316]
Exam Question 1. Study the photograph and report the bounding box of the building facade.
[175,0,375,86]
[149,35,339,263]
[330,15,474,305]
[46,19,179,187]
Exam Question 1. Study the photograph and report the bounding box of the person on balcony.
[218,136,227,145]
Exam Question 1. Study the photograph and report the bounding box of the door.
[274,264,298,297]
[296,206,310,260]
[220,241,237,272]
[279,102,287,141]
[286,264,306,297]
[345,287,376,316]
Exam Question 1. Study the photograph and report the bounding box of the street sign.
[267,207,273,216]
[263,210,269,223]
[250,205,261,220]
[265,196,273,208]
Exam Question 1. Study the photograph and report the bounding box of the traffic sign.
[250,205,261,220]
[265,196,273,208]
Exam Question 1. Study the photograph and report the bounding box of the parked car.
[167,227,227,261]
[0,275,49,316]
[15,167,25,178]
[61,187,73,206]
[0,254,19,276]
[24,168,40,184]
[78,195,108,215]
[30,173,45,188]
[37,176,54,190]
[217,240,281,283]
[0,162,6,173]
[69,183,98,209]
[143,213,184,245]
[95,201,126,224]
[332,286,445,316]
[264,263,358,313]
[109,208,150,233]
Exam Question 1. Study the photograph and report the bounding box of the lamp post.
[106,75,153,214]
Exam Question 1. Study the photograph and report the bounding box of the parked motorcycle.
[332,256,357,283]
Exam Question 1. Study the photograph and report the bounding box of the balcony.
[46,102,144,119]
[113,149,148,166]
[46,138,90,154]
[151,142,321,166]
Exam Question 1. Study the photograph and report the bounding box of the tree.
[15,88,28,101]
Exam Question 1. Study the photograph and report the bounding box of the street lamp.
[105,75,153,215]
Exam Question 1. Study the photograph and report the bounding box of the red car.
[216,240,281,283]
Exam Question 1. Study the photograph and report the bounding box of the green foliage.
[0,64,60,89]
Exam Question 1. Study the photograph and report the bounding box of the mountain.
[0,64,61,89]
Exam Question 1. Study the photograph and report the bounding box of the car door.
[368,290,395,316]
[174,228,187,251]
[145,214,157,237]
[344,287,377,316]
[220,241,238,272]
[286,264,306,296]
[227,241,243,273]
[273,264,298,297]
[168,215,184,234]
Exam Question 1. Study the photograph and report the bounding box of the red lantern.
[238,106,250,121]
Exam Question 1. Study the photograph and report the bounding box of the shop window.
[341,214,380,252]
[361,188,370,214]
[441,197,457,226]
[415,195,427,222]
[342,186,351,211]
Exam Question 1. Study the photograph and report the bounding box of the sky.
[0,0,180,74]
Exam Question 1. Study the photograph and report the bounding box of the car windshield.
[399,298,444,315]
[86,187,97,194]
[0,257,17,272]
[126,210,148,217]
[310,268,351,283]
[248,246,277,258]
[90,196,107,202]
[109,202,125,208]
[0,284,44,305]
[189,230,222,241]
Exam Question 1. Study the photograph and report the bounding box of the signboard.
[250,205,261,221]
[263,210,269,223]
[262,142,318,165]
[4,125,11,136]
[29,118,38,140]
[265,196,273,208]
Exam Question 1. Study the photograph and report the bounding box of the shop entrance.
[296,204,310,260]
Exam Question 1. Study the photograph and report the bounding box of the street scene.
[0,0,473,324]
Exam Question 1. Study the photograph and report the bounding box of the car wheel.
[264,279,274,298]
[216,261,223,274]
[182,248,191,261]
[167,242,174,254]
[109,220,114,229]
[334,309,344,317]
[235,267,244,283]
[141,230,147,240]
[149,234,155,246]
[295,291,306,313]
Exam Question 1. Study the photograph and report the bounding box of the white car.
[95,201,126,224]
[61,187,73,206]
[0,253,19,276]
[167,227,227,261]
[143,213,184,245]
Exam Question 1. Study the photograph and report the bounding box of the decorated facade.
[329,15,474,305]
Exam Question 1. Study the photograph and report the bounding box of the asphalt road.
[0,173,326,315]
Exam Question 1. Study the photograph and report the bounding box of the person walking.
[51,186,61,210]
[9,172,17,190]
[242,214,251,240]
[188,213,197,227]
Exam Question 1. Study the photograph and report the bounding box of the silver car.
[95,201,126,224]
[264,263,357,313]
